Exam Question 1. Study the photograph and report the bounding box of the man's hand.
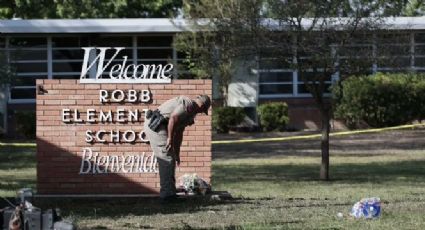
[176,156,181,166]
[166,137,173,152]
[174,130,184,167]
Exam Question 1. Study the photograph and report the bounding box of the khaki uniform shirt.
[158,96,196,131]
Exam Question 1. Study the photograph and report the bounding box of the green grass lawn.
[212,153,425,229]
[1,135,425,229]
[0,146,36,197]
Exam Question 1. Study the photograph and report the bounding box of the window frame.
[5,33,180,103]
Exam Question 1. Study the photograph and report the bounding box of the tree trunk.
[222,84,228,106]
[320,108,330,180]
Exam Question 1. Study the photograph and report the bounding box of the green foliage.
[174,30,236,104]
[212,107,245,133]
[411,75,425,121]
[402,0,424,16]
[175,0,267,104]
[0,0,181,19]
[333,73,425,128]
[257,102,289,131]
[15,110,36,139]
[174,31,237,104]
[174,32,231,80]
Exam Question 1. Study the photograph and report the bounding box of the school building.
[1,17,425,138]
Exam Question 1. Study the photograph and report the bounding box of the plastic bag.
[350,197,381,219]
[178,173,211,195]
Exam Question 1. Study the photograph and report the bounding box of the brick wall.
[36,79,211,195]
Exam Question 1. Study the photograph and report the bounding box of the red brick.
[188,162,203,166]
[101,84,117,90]
[181,85,196,90]
[44,100,61,105]
[37,80,211,194]
[61,100,76,105]
[85,84,100,89]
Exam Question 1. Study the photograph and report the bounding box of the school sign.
[36,48,211,195]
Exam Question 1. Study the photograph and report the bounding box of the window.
[175,51,198,79]
[257,45,335,98]
[137,35,174,77]
[4,34,184,103]
[259,71,293,97]
[52,36,134,79]
[258,46,296,98]
[52,36,84,79]
[375,32,412,72]
[7,37,48,102]
[414,33,425,70]
[0,111,4,132]
[10,88,36,99]
[259,47,293,69]
[298,72,332,94]
[260,84,293,95]
[51,36,85,79]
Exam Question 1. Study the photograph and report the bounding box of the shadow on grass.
[213,128,425,159]
[0,146,36,169]
[2,134,424,229]
[0,146,36,195]
[0,176,36,194]
[213,160,425,184]
[31,159,424,224]
[34,196,249,218]
[33,197,310,229]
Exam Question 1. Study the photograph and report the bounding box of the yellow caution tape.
[0,142,36,147]
[211,123,425,145]
[1,123,423,147]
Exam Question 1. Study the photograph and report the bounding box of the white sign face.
[79,148,158,174]
[79,47,173,84]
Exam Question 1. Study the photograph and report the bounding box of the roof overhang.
[0,17,424,34]
[0,18,189,34]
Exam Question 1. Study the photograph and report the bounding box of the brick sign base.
[36,79,211,195]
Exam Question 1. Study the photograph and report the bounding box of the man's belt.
[147,109,168,132]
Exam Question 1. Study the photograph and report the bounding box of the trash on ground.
[350,197,381,219]
[178,173,211,195]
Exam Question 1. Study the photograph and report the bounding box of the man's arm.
[166,112,179,151]
[173,128,184,166]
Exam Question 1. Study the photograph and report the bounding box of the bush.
[15,110,36,139]
[257,102,289,131]
[411,75,425,121]
[333,73,425,128]
[212,107,245,133]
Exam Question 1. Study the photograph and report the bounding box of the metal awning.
[0,18,188,34]
[0,17,425,34]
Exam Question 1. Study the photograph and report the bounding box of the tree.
[177,0,386,180]
[0,0,182,19]
[174,0,265,105]
[264,1,382,180]
[402,0,425,16]
[174,30,235,106]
